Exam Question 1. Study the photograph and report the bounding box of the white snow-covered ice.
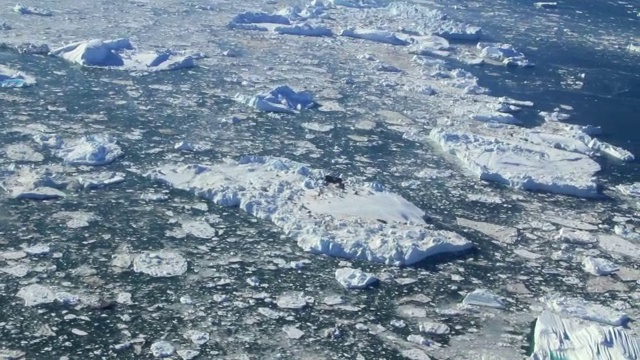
[54,134,123,166]
[335,267,378,289]
[462,289,505,309]
[234,85,317,113]
[0,65,36,88]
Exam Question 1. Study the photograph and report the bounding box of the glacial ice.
[545,296,629,326]
[534,2,558,9]
[234,85,317,113]
[55,134,123,166]
[477,43,533,67]
[229,12,291,26]
[274,24,333,37]
[0,65,36,88]
[616,183,640,197]
[340,28,409,45]
[531,310,640,360]
[462,289,505,309]
[13,4,52,16]
[147,156,473,266]
[133,251,188,277]
[0,165,68,200]
[50,39,203,72]
[150,341,175,358]
[16,284,56,306]
[471,113,521,125]
[628,43,640,53]
[335,267,378,289]
[389,3,481,41]
[429,128,602,197]
[581,256,618,276]
[77,172,125,190]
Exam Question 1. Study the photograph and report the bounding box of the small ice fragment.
[276,292,309,309]
[13,3,52,16]
[419,322,450,335]
[582,256,618,276]
[186,331,209,345]
[133,251,188,277]
[390,319,407,328]
[335,267,378,289]
[246,276,260,287]
[534,2,557,8]
[16,284,56,306]
[116,292,133,305]
[407,334,430,346]
[462,289,505,309]
[177,350,200,360]
[71,328,88,336]
[23,244,50,255]
[283,325,305,339]
[150,341,175,358]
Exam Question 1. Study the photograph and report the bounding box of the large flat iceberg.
[429,128,602,197]
[54,134,123,166]
[147,156,473,266]
[49,39,203,72]
[234,85,317,113]
[0,65,36,88]
[340,28,409,45]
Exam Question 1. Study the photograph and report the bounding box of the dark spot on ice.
[377,219,388,224]
[324,175,345,189]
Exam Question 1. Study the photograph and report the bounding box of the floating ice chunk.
[283,326,305,339]
[77,172,125,190]
[555,228,598,245]
[335,267,378,289]
[147,156,473,266]
[389,3,481,41]
[16,284,56,306]
[408,35,450,55]
[150,341,175,358]
[133,251,188,277]
[462,289,505,309]
[230,11,291,25]
[185,331,209,346]
[13,42,50,55]
[471,113,520,125]
[274,24,333,37]
[531,310,640,360]
[235,85,316,113]
[50,39,202,72]
[407,334,430,346]
[614,224,640,241]
[177,350,199,360]
[3,143,44,162]
[499,97,534,107]
[477,42,533,67]
[419,322,450,335]
[0,65,36,88]
[597,234,640,259]
[582,256,618,276]
[534,2,558,8]
[181,221,216,239]
[13,3,52,16]
[24,244,50,255]
[0,165,68,200]
[628,43,640,53]
[429,128,601,198]
[545,296,629,326]
[587,138,635,161]
[340,28,409,45]
[276,292,309,309]
[616,182,640,197]
[539,110,571,122]
[329,0,385,8]
[55,134,123,166]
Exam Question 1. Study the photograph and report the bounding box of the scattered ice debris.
[13,3,52,16]
[141,192,169,201]
[150,341,175,358]
[16,284,56,306]
[234,85,316,113]
[581,256,618,276]
[133,251,188,277]
[50,39,203,72]
[147,156,473,266]
[389,3,481,41]
[229,11,290,26]
[54,134,123,166]
[545,296,629,326]
[555,228,598,244]
[616,182,640,197]
[340,28,409,45]
[275,24,333,37]
[471,112,521,125]
[0,65,36,88]
[0,21,11,30]
[276,291,309,309]
[3,143,43,162]
[77,172,125,190]
[429,128,601,198]
[329,0,386,8]
[456,218,518,245]
[419,322,450,335]
[531,310,640,360]
[13,42,50,55]
[335,267,378,289]
[283,325,305,339]
[0,165,68,200]
[477,42,533,67]
[539,110,571,122]
[534,2,558,9]
[462,289,505,309]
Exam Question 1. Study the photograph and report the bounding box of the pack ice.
[0,165,67,200]
[477,43,534,67]
[13,4,52,16]
[53,134,123,166]
[49,39,203,72]
[388,3,481,41]
[234,85,317,113]
[0,65,36,88]
[147,156,473,266]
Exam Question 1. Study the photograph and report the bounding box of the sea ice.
[0,65,36,88]
[283,325,305,339]
[147,156,473,266]
[77,172,125,190]
[477,43,533,67]
[429,128,602,197]
[419,322,450,335]
[13,4,52,16]
[616,183,640,197]
[276,291,309,309]
[274,24,333,37]
[54,134,123,166]
[389,3,481,41]
[229,11,291,26]
[150,341,175,358]
[340,28,409,45]
[0,165,68,200]
[555,228,598,245]
[335,267,378,289]
[545,296,629,326]
[133,251,188,277]
[462,289,505,309]
[234,85,317,113]
[471,113,521,125]
[597,234,640,259]
[581,256,618,276]
[16,284,56,306]
[50,39,203,72]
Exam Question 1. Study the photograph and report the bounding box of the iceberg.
[49,39,203,72]
[274,24,333,37]
[0,165,68,200]
[54,134,123,166]
[429,128,602,198]
[340,28,409,45]
[616,183,640,197]
[628,43,640,53]
[471,112,521,125]
[477,42,534,67]
[388,3,481,41]
[335,268,378,289]
[229,11,291,26]
[531,311,639,360]
[545,296,629,326]
[0,65,36,88]
[462,289,505,309]
[133,251,188,277]
[328,0,386,8]
[147,156,473,266]
[234,85,317,113]
[581,256,618,276]
[587,138,635,161]
[13,4,52,16]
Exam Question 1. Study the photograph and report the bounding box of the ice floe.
[389,3,481,41]
[340,28,409,45]
[147,156,473,266]
[335,267,378,289]
[534,2,558,9]
[234,85,317,113]
[581,256,618,276]
[545,296,630,326]
[13,4,52,16]
[133,251,188,277]
[477,42,533,67]
[462,289,505,309]
[50,39,203,72]
[628,43,640,53]
[616,182,640,197]
[0,65,36,88]
[274,24,333,37]
[150,341,175,358]
[54,134,123,166]
[0,165,68,200]
[429,128,602,197]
